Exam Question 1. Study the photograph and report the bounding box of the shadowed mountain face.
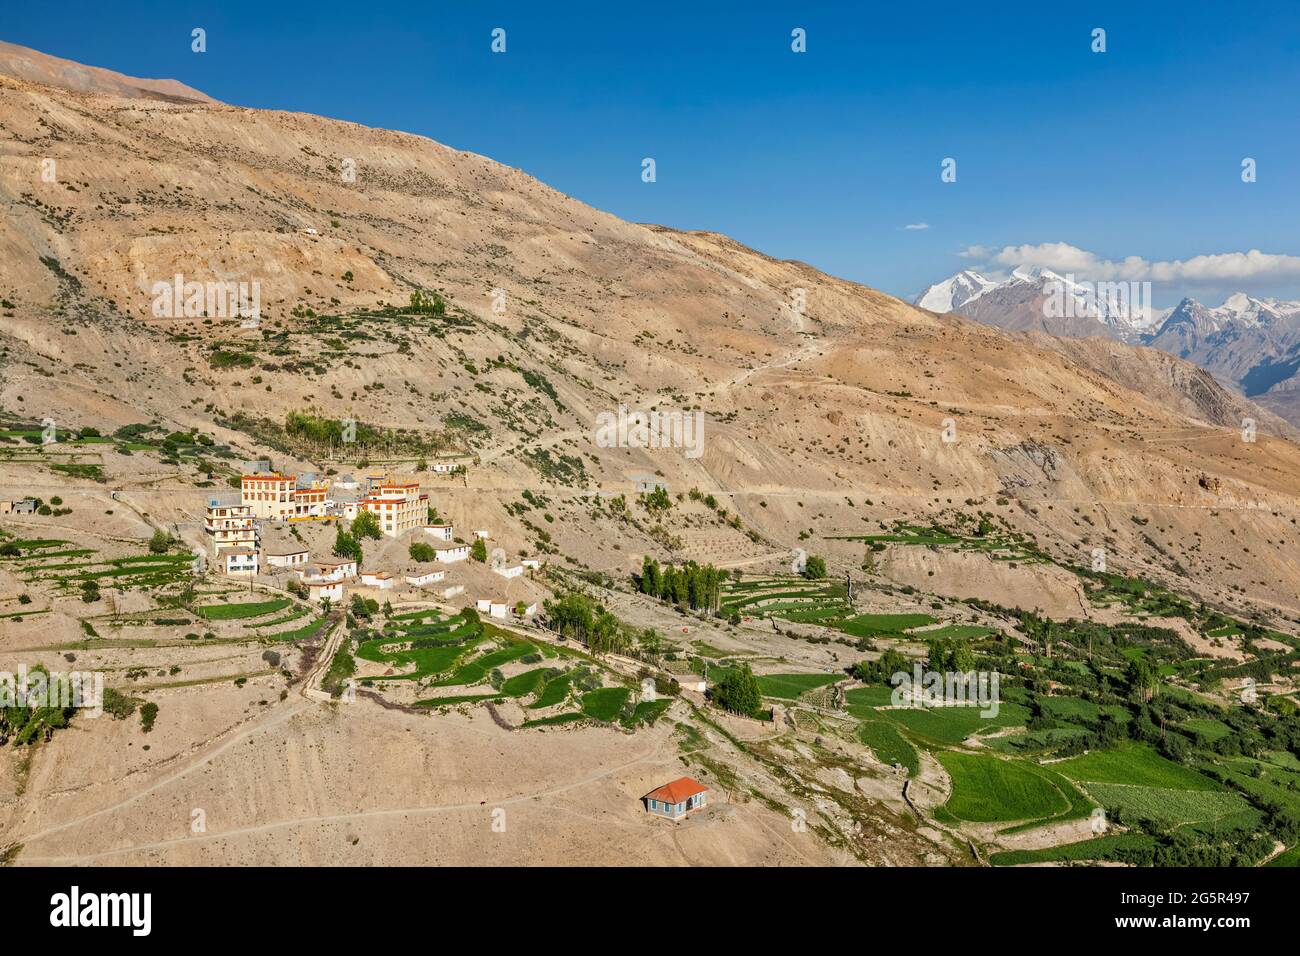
[3,49,1300,616]
[1147,295,1300,423]
[0,40,216,103]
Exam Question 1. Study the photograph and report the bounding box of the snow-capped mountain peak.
[914,269,998,313]
[916,265,1160,335]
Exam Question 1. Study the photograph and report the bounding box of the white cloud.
[959,242,1300,283]
[903,222,930,231]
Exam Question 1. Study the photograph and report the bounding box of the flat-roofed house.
[218,548,260,576]
[405,569,446,587]
[290,481,330,518]
[434,544,470,563]
[423,523,454,541]
[266,547,309,569]
[643,777,708,820]
[359,571,395,590]
[304,559,357,581]
[493,564,523,579]
[307,579,344,603]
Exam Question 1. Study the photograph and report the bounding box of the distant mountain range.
[917,268,1300,424]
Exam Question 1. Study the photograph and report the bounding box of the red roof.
[644,777,708,804]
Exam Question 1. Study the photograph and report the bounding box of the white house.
[314,559,358,581]
[333,474,360,490]
[441,584,465,599]
[266,548,309,569]
[434,544,470,564]
[493,564,523,580]
[431,461,458,474]
[518,602,538,617]
[219,548,259,576]
[474,529,491,540]
[475,598,508,618]
[360,571,396,590]
[521,558,541,570]
[405,569,446,587]
[423,524,454,541]
[307,579,344,603]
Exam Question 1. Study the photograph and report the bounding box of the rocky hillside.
[3,50,1300,620]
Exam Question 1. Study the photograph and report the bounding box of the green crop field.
[501,667,551,697]
[530,670,575,708]
[755,672,840,699]
[990,834,1157,867]
[856,719,919,775]
[1056,744,1220,790]
[433,640,535,687]
[937,752,1072,823]
[579,686,630,720]
[1083,784,1256,828]
[831,612,937,637]
[195,598,291,620]
[882,699,1031,746]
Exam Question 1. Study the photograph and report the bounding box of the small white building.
[333,474,360,490]
[494,564,524,580]
[518,602,538,617]
[406,569,446,587]
[423,524,454,541]
[434,545,470,564]
[521,558,541,570]
[266,548,309,569]
[360,571,396,590]
[475,599,509,618]
[313,559,358,581]
[219,548,260,576]
[307,579,344,603]
[474,529,491,540]
[441,584,465,599]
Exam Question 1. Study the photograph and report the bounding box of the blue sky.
[6,0,1300,305]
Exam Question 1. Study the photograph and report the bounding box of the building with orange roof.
[643,777,708,820]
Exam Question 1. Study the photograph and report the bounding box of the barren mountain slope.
[0,40,216,104]
[2,65,1300,620]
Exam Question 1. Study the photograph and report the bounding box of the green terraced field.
[1082,784,1256,828]
[856,719,919,774]
[529,670,575,709]
[990,834,1157,866]
[1055,744,1220,790]
[433,640,536,687]
[579,686,630,720]
[937,752,1071,823]
[883,699,1032,746]
[195,598,292,620]
[755,672,840,699]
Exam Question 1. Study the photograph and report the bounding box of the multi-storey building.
[204,499,258,554]
[358,480,427,538]
[241,473,296,521]
[291,481,330,518]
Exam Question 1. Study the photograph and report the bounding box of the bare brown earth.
[2,48,1300,866]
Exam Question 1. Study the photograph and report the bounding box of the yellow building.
[358,481,427,538]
